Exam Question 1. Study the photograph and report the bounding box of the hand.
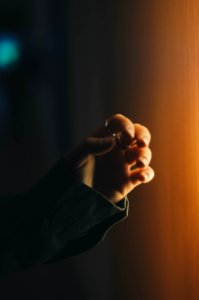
[63,114,155,204]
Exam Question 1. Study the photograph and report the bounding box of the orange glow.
[110,1,199,299]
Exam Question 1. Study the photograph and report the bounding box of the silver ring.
[105,119,135,150]
[104,119,117,137]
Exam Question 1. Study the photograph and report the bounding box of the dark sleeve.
[0,159,129,275]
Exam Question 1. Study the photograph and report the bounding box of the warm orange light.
[110,1,199,299]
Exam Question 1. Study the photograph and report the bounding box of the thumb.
[85,136,116,156]
[64,136,116,170]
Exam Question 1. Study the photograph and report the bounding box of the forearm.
[0,159,129,275]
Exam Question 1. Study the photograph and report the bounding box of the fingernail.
[140,172,150,181]
[138,136,149,147]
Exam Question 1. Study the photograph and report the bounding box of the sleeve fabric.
[0,159,129,276]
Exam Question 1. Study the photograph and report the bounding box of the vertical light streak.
[110,1,199,299]
[190,0,199,291]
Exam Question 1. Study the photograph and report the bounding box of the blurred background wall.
[0,0,199,299]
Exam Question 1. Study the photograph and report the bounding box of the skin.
[63,114,155,204]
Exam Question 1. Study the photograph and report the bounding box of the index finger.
[92,114,135,145]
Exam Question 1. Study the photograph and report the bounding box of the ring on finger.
[105,119,136,150]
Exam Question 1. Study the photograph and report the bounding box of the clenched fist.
[64,114,154,204]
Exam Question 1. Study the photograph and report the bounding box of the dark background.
[0,0,199,299]
[0,1,131,299]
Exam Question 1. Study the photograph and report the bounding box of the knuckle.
[135,123,151,135]
[146,129,151,140]
[137,147,151,158]
[112,113,125,120]
[136,147,152,167]
[108,114,134,133]
[148,166,155,178]
[110,114,133,125]
[150,169,155,180]
[134,122,142,127]
[147,147,152,159]
[142,126,151,138]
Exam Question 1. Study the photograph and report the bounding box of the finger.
[126,146,152,167]
[92,114,135,145]
[130,166,155,186]
[134,123,151,147]
[84,136,116,156]
[64,136,116,168]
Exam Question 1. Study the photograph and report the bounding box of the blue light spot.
[0,35,21,70]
